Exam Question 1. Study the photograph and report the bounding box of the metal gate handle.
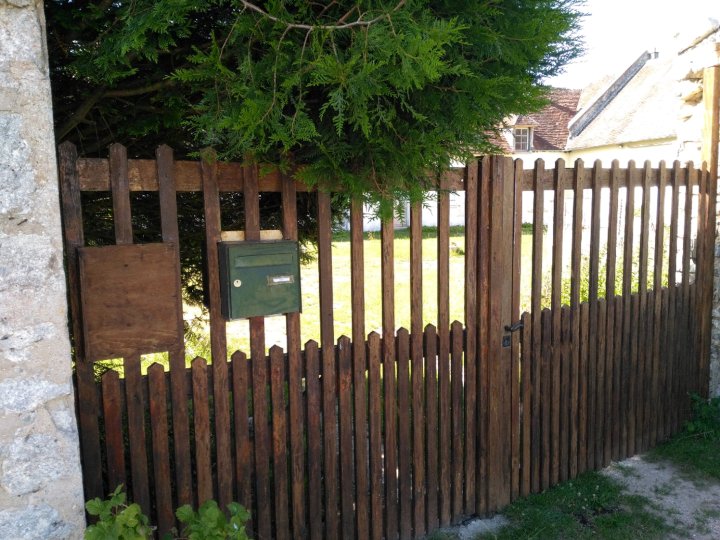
[504,320,524,333]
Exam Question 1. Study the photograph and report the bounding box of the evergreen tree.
[47,0,582,214]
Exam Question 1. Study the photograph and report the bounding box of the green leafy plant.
[84,487,251,540]
[84,485,154,540]
[172,500,251,540]
[685,394,720,440]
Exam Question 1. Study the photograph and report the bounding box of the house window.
[514,127,530,151]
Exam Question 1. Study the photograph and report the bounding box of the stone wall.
[0,0,85,538]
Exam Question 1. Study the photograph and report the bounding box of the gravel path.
[434,454,720,539]
[602,455,720,539]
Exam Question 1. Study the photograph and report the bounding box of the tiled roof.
[524,88,582,150]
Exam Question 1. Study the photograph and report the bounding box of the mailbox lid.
[219,240,302,319]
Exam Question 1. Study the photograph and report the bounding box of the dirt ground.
[603,455,720,539]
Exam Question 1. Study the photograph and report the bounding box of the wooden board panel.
[78,243,183,361]
[621,164,637,457]
[587,161,602,471]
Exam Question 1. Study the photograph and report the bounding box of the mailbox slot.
[219,240,301,320]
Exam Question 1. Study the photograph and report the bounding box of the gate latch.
[502,320,524,348]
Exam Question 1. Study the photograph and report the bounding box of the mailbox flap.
[235,252,295,268]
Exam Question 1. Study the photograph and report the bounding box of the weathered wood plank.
[397,328,413,539]
[305,341,323,540]
[280,173,306,540]
[270,346,291,540]
[192,357,213,504]
[156,145,193,508]
[450,321,464,521]
[426,324,439,528]
[437,180,452,526]
[368,333,384,540]
[230,352,253,519]
[350,199,369,540]
[317,191,339,539]
[463,162,478,513]
[338,337,355,540]
[101,371,126,494]
[550,160,566,485]
[530,160,544,493]
[148,364,174,537]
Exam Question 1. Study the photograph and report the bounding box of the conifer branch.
[238,0,406,31]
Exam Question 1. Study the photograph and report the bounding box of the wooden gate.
[58,144,716,540]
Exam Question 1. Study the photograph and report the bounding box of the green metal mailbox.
[219,240,302,320]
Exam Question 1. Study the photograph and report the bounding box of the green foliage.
[84,485,154,540]
[47,0,582,216]
[84,487,252,540]
[172,500,251,540]
[648,395,720,481]
[684,394,720,440]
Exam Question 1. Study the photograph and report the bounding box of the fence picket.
[148,363,174,537]
[530,160,544,493]
[338,337,355,540]
[305,341,323,540]
[350,198,369,540]
[101,371,126,494]
[368,333,384,540]
[192,357,213,505]
[437,181,451,526]
[397,328,413,538]
[550,160,566,486]
[464,162,478,513]
[425,324,439,529]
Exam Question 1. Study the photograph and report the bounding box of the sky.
[545,0,720,89]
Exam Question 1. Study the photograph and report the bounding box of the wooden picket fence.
[58,143,716,540]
